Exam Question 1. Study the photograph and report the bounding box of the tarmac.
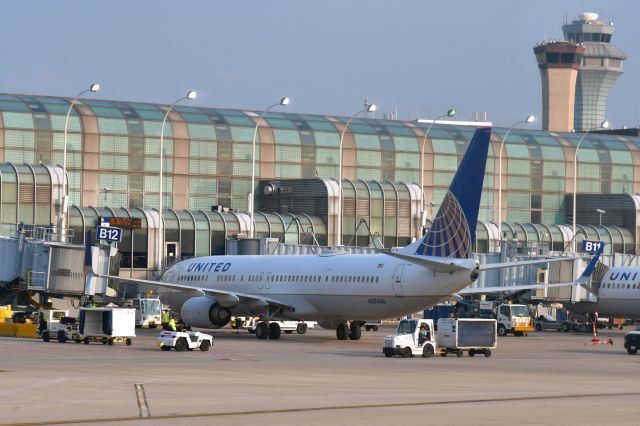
[0,324,638,425]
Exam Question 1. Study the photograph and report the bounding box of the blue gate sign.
[581,239,603,254]
[97,226,122,243]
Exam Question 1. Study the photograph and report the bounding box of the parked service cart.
[383,318,497,358]
[436,318,497,357]
[38,309,81,343]
[79,307,136,346]
[242,317,314,335]
[157,330,213,352]
[624,326,640,355]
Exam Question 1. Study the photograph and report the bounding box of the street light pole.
[573,120,609,252]
[158,91,197,269]
[419,108,456,223]
[59,83,100,240]
[597,208,606,226]
[497,115,535,241]
[337,103,376,246]
[249,97,290,238]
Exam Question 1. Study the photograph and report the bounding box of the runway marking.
[133,383,150,418]
[5,391,640,425]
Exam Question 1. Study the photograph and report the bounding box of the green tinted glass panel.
[98,118,128,135]
[50,115,82,132]
[233,162,253,176]
[612,165,633,180]
[4,130,35,148]
[505,143,529,158]
[99,173,128,191]
[542,195,563,209]
[189,159,216,174]
[3,112,34,129]
[508,159,530,174]
[273,129,300,145]
[90,107,123,118]
[0,101,30,112]
[188,123,216,140]
[611,181,632,193]
[307,121,336,131]
[431,139,456,154]
[577,148,598,162]
[314,131,339,147]
[393,136,418,152]
[396,152,418,169]
[577,180,599,193]
[316,148,338,164]
[508,176,530,190]
[433,155,457,171]
[136,110,165,120]
[507,210,530,222]
[99,155,129,171]
[275,163,300,178]
[145,157,173,172]
[190,178,217,195]
[354,134,380,149]
[316,165,337,177]
[143,121,172,137]
[145,138,173,156]
[578,164,600,178]
[433,171,455,185]
[395,169,418,183]
[610,150,632,164]
[540,146,564,159]
[4,150,34,163]
[357,151,381,167]
[543,161,564,177]
[275,146,301,162]
[52,133,81,151]
[357,168,381,180]
[233,144,257,161]
[543,178,564,192]
[508,193,529,208]
[266,118,297,129]
[100,135,129,153]
[144,175,172,193]
[190,140,216,158]
[224,115,254,126]
[230,126,254,142]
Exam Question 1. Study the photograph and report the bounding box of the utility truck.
[38,309,81,343]
[496,304,534,336]
[241,317,314,335]
[126,297,162,328]
[383,318,497,358]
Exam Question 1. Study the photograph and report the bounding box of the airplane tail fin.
[577,243,605,284]
[413,127,492,259]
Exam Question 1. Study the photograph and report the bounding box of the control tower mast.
[562,12,626,131]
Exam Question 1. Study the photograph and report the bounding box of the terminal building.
[0,92,639,278]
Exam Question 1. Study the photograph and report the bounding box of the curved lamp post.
[59,83,100,238]
[419,108,456,223]
[573,120,609,251]
[249,97,290,238]
[337,103,376,246]
[158,90,197,268]
[497,115,535,241]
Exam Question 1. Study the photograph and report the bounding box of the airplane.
[94,127,582,341]
[566,248,640,319]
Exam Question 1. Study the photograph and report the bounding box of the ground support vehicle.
[382,318,497,358]
[157,330,213,352]
[79,307,135,346]
[38,310,82,343]
[364,320,381,331]
[436,318,496,357]
[242,317,314,335]
[534,315,571,332]
[127,297,162,328]
[496,304,534,336]
[624,327,640,355]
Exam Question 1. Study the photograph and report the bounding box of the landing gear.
[336,323,349,340]
[255,321,269,340]
[349,322,362,340]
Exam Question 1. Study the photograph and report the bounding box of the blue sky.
[2,1,637,128]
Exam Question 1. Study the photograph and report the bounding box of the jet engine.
[180,296,232,328]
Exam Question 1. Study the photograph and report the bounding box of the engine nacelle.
[180,296,231,328]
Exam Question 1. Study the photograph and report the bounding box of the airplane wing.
[458,281,581,295]
[98,274,296,312]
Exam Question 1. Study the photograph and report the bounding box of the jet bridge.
[0,224,111,299]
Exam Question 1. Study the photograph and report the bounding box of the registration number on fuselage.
[368,298,386,304]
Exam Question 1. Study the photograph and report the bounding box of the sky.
[1,0,638,129]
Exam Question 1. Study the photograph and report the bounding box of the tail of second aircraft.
[411,127,491,259]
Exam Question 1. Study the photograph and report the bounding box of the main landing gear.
[336,321,363,340]
[254,306,284,340]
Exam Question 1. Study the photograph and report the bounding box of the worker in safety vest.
[167,317,177,332]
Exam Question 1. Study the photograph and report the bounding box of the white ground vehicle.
[496,304,534,336]
[157,330,213,352]
[242,317,314,335]
[38,309,81,343]
[79,307,136,345]
[364,320,381,331]
[383,318,496,358]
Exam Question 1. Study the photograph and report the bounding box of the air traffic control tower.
[534,41,584,132]
[563,12,626,131]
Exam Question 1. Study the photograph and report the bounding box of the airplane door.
[392,265,405,296]
[265,272,272,290]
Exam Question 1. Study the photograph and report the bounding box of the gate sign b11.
[97,226,122,243]
[581,239,603,254]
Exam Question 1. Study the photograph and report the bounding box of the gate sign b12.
[581,239,603,254]
[97,226,122,243]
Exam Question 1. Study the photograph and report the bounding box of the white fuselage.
[160,251,477,321]
[589,266,640,317]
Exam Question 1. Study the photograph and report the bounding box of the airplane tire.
[349,322,362,340]
[336,323,349,340]
[268,322,281,340]
[255,322,269,340]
